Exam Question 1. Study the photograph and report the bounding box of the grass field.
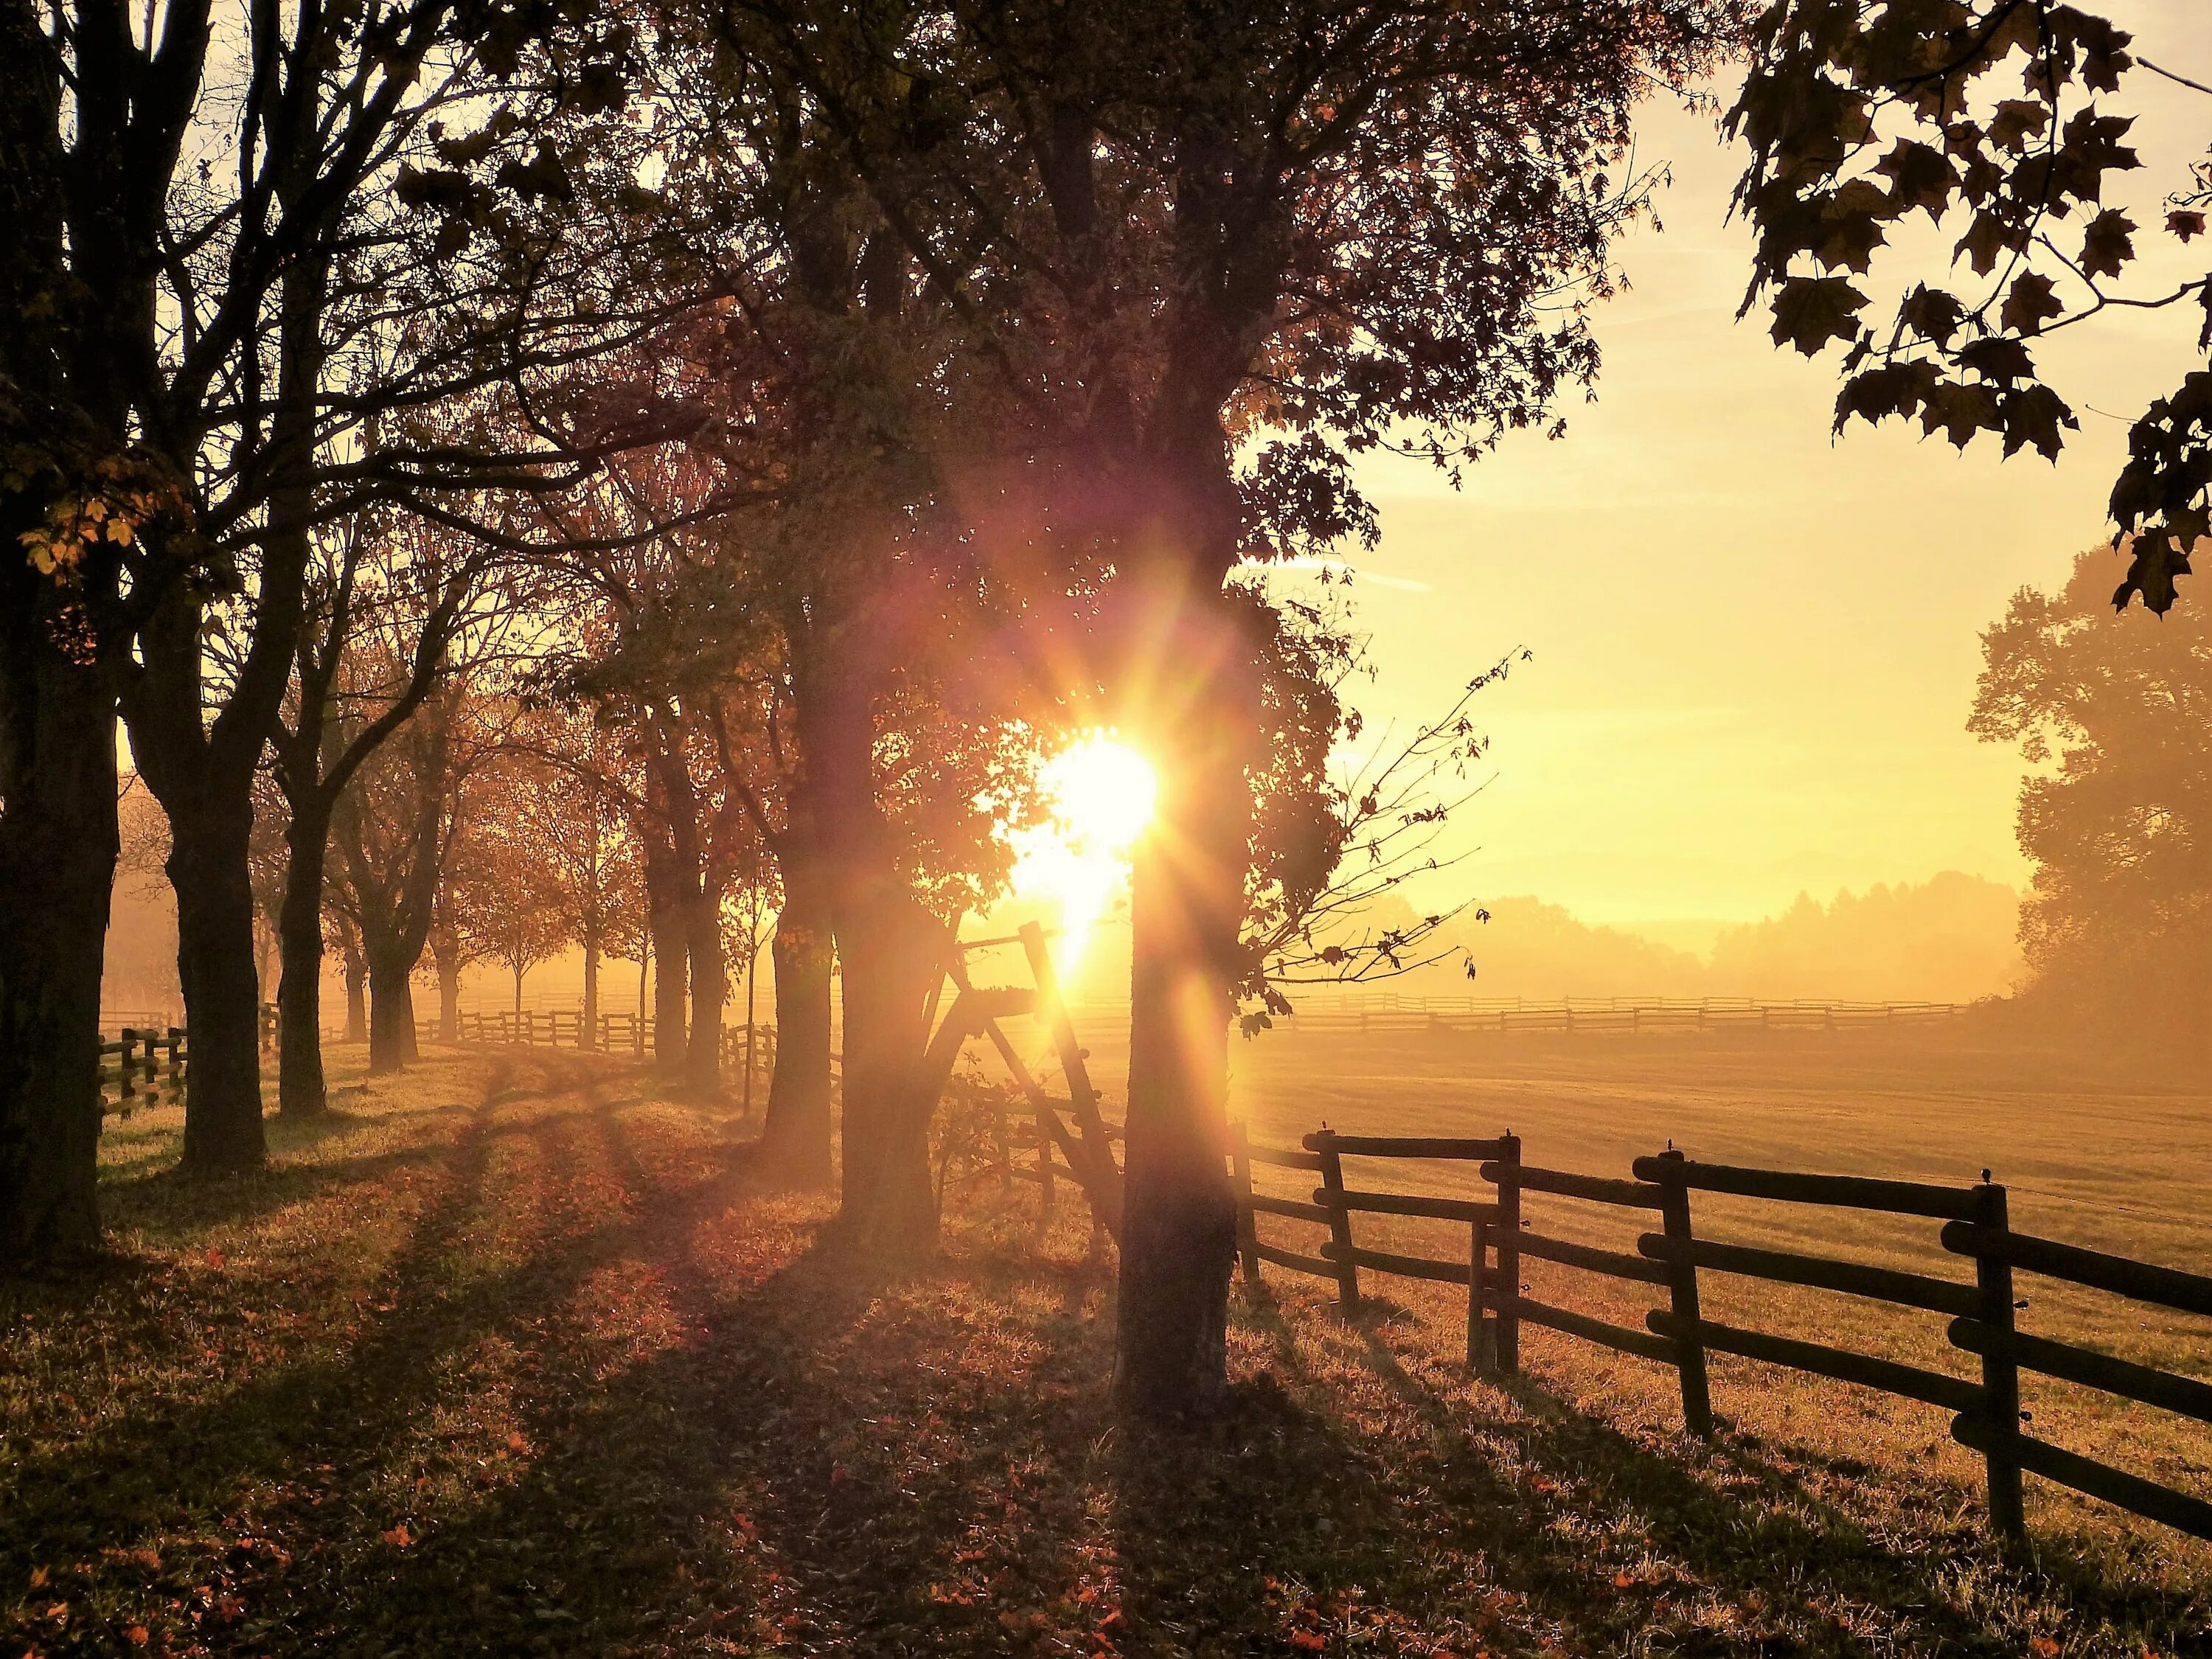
[3,1037,2208,1656]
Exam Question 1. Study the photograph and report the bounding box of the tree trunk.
[276,793,333,1116]
[804,652,941,1253]
[434,938,460,1040]
[649,897,688,1075]
[168,806,269,1174]
[686,891,726,1096]
[366,945,420,1071]
[834,891,942,1254]
[0,616,119,1266]
[759,874,835,1186]
[1112,569,1256,1417]
[344,948,367,1043]
[580,933,599,1052]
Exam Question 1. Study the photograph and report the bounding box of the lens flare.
[1009,734,1158,985]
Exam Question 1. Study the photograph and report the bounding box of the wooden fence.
[1229,1127,2212,1547]
[445,1008,778,1082]
[1230,998,1966,1039]
[98,1026,188,1116]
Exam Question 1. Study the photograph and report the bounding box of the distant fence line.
[1051,996,1968,1039]
[1222,1127,2212,1548]
[437,1007,782,1080]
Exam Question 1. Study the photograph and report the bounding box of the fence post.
[1230,1121,1261,1287]
[1495,1132,1520,1373]
[1468,1218,1495,1372]
[1655,1147,1714,1436]
[1313,1128,1361,1313]
[118,1029,136,1108]
[165,1028,183,1099]
[1969,1177,2025,1540]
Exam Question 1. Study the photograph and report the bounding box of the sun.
[1009,733,1158,981]
[1046,734,1158,857]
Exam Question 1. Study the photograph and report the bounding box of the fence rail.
[441,1008,778,1079]
[97,1026,188,1116]
[1229,1127,2212,1548]
[1058,996,1967,1041]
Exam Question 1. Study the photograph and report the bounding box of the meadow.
[2,1033,2208,1656]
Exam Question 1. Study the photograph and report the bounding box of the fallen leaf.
[381,1525,413,1548]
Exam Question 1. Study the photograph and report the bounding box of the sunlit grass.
[4,1043,2206,1656]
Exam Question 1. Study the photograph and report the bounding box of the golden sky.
[1316,4,2211,945]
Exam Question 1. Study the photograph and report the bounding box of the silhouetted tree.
[1972,543,2212,1038]
[748,0,1731,1408]
[3,0,709,1259]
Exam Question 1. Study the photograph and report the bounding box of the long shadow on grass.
[234,1085,1120,1655]
[1325,1308,2208,1659]
[0,1056,801,1655]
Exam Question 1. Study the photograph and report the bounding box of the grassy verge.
[1,1048,2206,1657]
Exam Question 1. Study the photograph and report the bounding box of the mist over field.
[100,860,2029,1021]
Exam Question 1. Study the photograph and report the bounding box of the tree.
[329,669,501,1071]
[748,0,1731,1411]
[267,513,493,1113]
[451,768,572,1016]
[1971,543,2212,1039]
[497,722,647,1049]
[1731,1,2211,612]
[4,0,703,1261]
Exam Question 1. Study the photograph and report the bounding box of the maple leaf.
[1997,383,2076,459]
[1988,100,2050,153]
[2067,10,2133,91]
[1955,210,2023,275]
[2114,529,2192,613]
[1921,380,1998,448]
[1813,179,1894,272]
[381,1524,414,1548]
[1768,276,1867,355]
[1874,138,1954,220]
[2079,207,2136,279]
[1901,285,1965,345]
[2169,211,2207,243]
[1833,359,1938,429]
[2000,272,2063,335]
[1958,336,2034,384]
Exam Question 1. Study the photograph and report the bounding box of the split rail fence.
[97,1026,188,1116]
[1230,1126,2212,1547]
[446,1008,776,1079]
[1065,997,1969,1042]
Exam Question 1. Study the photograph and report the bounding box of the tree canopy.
[1972,542,2212,1037]
[1731,0,2211,611]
